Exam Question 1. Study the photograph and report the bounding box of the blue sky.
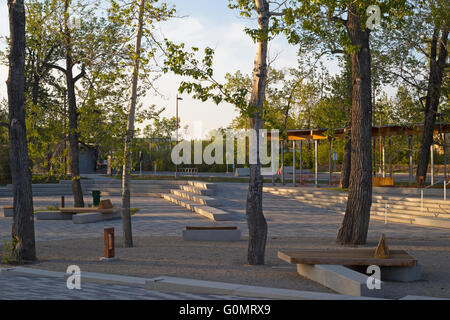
[0,1,340,138]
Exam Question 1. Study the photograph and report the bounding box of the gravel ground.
[2,235,449,300]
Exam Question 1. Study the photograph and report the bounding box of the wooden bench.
[177,168,199,176]
[60,208,115,214]
[186,226,237,230]
[60,199,115,214]
[278,248,417,267]
[278,248,421,297]
[183,225,240,241]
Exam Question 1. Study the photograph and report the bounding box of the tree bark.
[340,138,351,188]
[64,0,84,207]
[7,0,36,263]
[121,0,145,248]
[415,28,448,186]
[339,55,353,189]
[246,0,269,265]
[337,5,373,245]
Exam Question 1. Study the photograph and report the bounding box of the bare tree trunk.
[7,0,36,263]
[121,0,145,248]
[64,0,84,207]
[416,28,448,186]
[246,0,269,265]
[337,5,373,245]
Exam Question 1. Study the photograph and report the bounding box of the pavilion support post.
[373,136,377,177]
[315,140,318,187]
[292,140,296,186]
[328,138,332,185]
[281,140,285,185]
[382,136,386,178]
[408,135,413,184]
[299,140,303,184]
[444,133,447,180]
[389,137,392,178]
[431,144,434,185]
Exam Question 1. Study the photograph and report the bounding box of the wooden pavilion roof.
[267,123,450,141]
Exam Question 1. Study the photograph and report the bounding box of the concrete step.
[267,188,450,211]
[179,185,215,196]
[187,181,217,190]
[170,189,222,207]
[291,193,450,215]
[161,194,230,221]
[265,188,450,229]
[371,203,450,218]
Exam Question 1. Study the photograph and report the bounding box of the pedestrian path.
[0,272,258,300]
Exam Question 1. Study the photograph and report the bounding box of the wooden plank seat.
[186,226,237,230]
[59,208,115,214]
[278,248,417,267]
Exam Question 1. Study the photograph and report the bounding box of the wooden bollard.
[104,227,115,259]
[61,196,65,208]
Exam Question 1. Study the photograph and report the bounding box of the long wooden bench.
[278,248,417,267]
[183,225,241,241]
[278,247,421,297]
[59,208,115,214]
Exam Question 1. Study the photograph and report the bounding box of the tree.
[7,0,36,262]
[163,0,287,264]
[414,1,448,185]
[373,0,448,185]
[109,0,176,247]
[284,0,410,245]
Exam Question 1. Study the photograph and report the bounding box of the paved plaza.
[0,272,259,300]
[1,182,450,300]
[1,183,449,243]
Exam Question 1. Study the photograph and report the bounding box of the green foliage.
[1,237,18,265]
[0,101,10,186]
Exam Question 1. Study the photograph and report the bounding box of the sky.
[0,0,341,139]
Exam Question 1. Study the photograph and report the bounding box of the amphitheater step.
[187,181,217,190]
[179,185,215,196]
[170,189,222,207]
[161,193,230,221]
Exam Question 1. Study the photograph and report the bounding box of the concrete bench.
[182,226,241,241]
[36,211,73,220]
[278,248,421,297]
[1,206,13,218]
[72,210,121,224]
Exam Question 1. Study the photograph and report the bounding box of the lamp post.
[175,95,183,178]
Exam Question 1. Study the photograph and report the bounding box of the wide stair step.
[170,189,221,207]
[161,193,230,221]
[179,185,215,196]
[264,187,450,229]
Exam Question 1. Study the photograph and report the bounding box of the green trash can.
[92,190,101,207]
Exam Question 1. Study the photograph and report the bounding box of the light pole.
[175,95,183,178]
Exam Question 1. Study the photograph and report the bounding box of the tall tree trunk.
[7,0,36,263]
[340,138,351,188]
[246,0,269,265]
[416,28,448,186]
[121,0,145,248]
[340,55,353,189]
[337,5,373,245]
[64,0,84,207]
